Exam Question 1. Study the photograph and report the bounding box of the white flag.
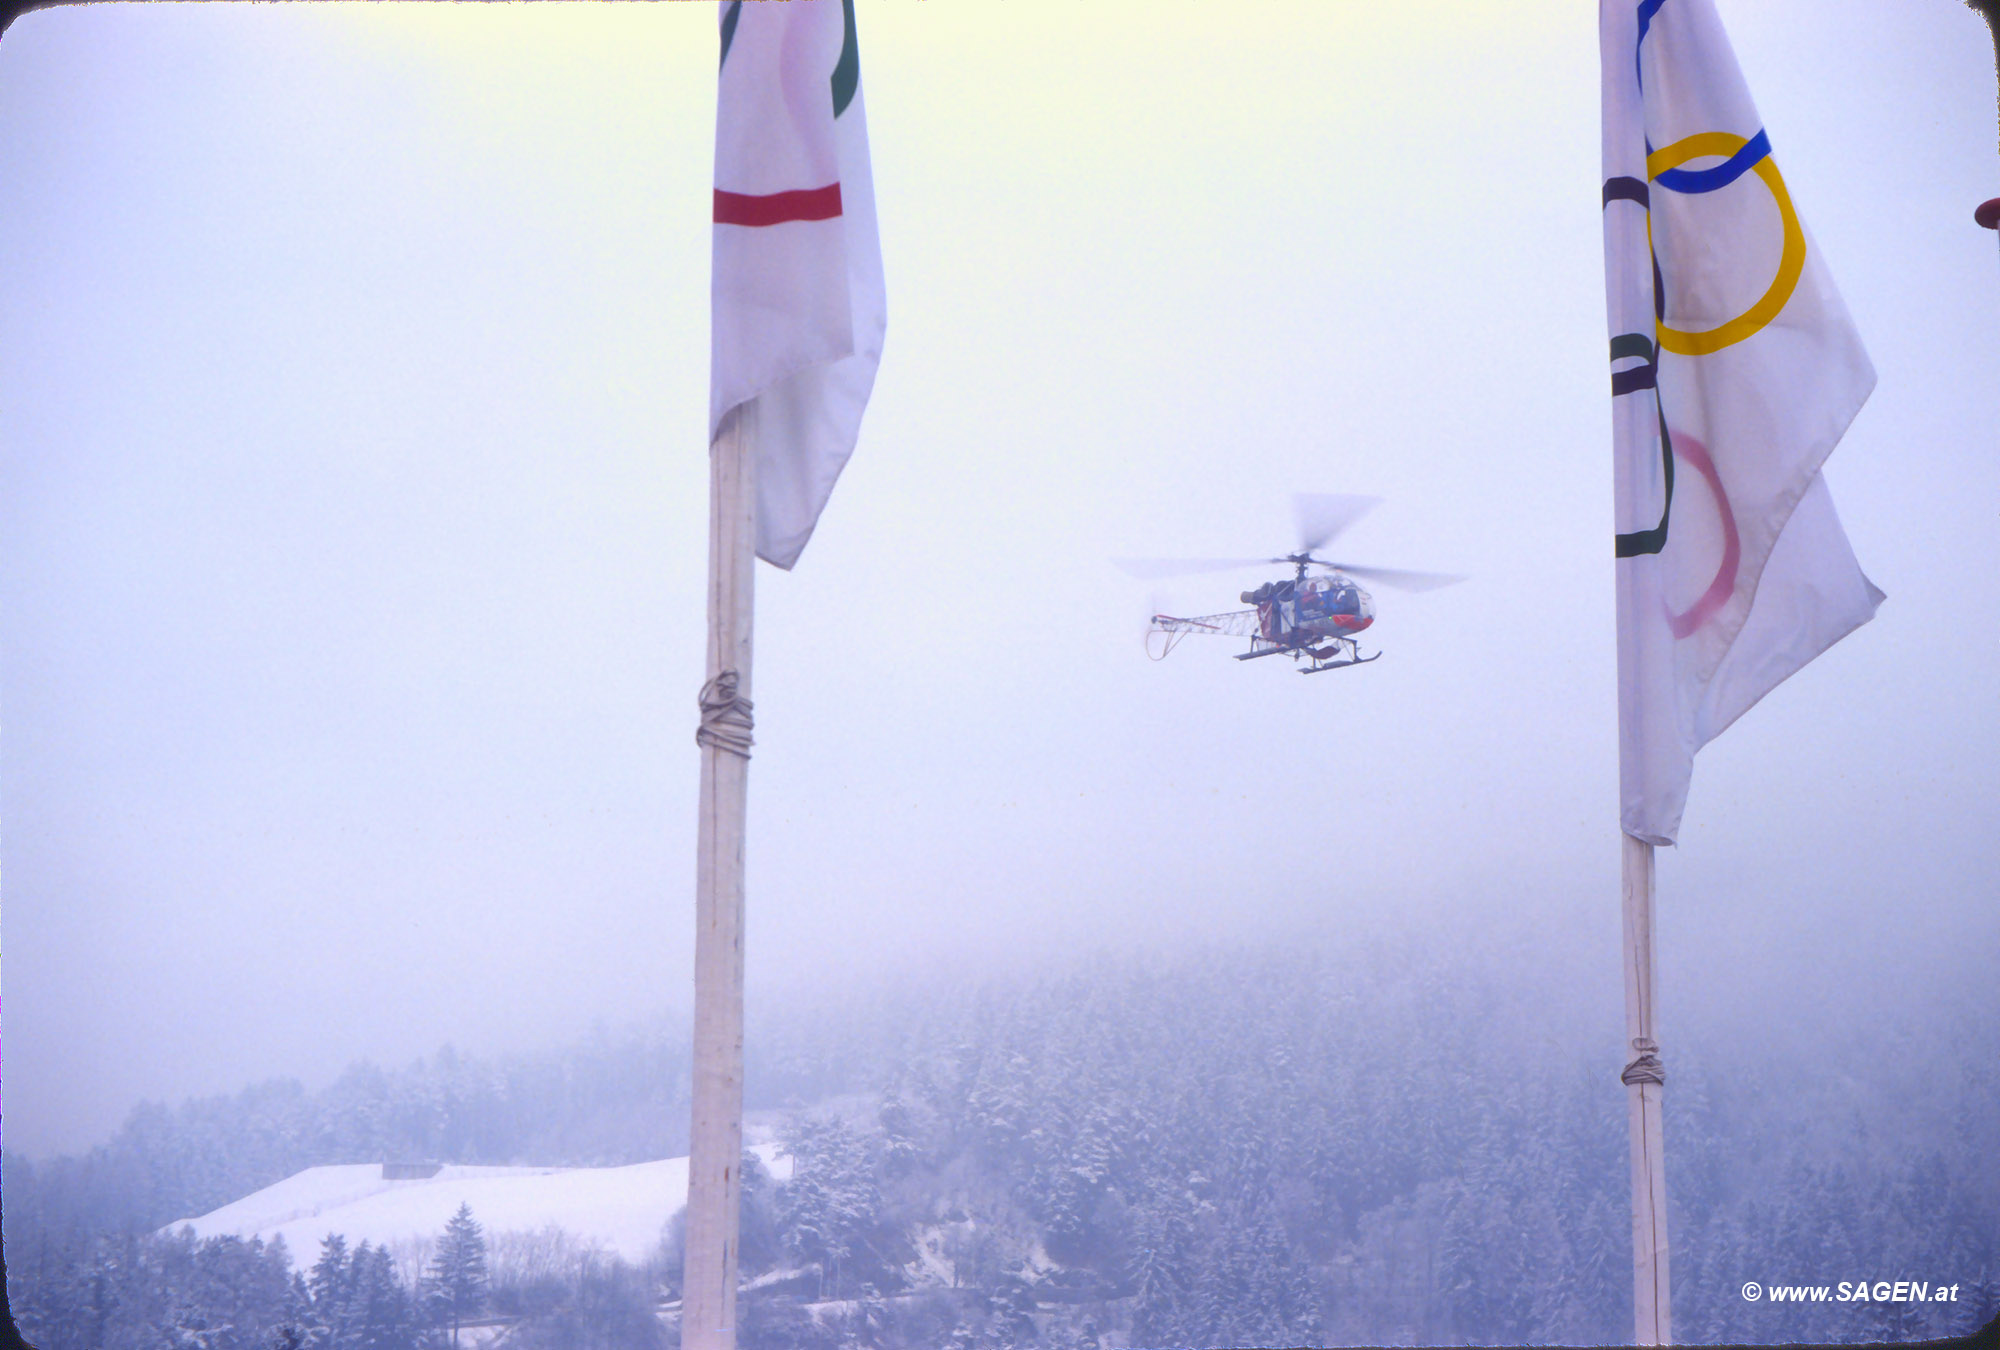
[1601,0,1883,846]
[711,0,886,570]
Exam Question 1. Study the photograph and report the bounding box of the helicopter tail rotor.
[1143,590,1180,660]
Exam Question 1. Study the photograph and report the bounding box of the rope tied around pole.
[1621,1036,1666,1087]
[696,670,754,759]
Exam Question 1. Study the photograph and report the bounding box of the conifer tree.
[1127,1203,1186,1349]
[425,1203,489,1346]
[305,1234,350,1349]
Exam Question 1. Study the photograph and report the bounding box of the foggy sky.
[2,1,1996,1158]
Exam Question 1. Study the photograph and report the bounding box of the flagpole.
[684,400,758,1350]
[1621,832,1670,1345]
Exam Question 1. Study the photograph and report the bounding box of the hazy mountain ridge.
[708,946,1998,1345]
[6,1024,698,1249]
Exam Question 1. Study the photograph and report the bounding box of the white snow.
[163,1145,791,1271]
[906,1220,966,1289]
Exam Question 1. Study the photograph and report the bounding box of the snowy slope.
[164,1145,790,1270]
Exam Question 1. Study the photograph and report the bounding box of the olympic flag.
[711,0,886,570]
[1602,0,1882,847]
[1601,2,1882,1339]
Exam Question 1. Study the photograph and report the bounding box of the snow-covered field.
[164,1145,791,1270]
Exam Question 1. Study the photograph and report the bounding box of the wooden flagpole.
[683,400,758,1350]
[1621,832,1670,1345]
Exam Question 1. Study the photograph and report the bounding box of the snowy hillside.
[163,1145,791,1269]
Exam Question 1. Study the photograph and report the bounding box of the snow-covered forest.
[7,929,1996,1348]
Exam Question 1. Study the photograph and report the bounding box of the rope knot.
[1620,1036,1665,1087]
[696,670,754,760]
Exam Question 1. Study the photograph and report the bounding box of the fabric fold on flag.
[1601,0,1883,846]
[711,0,886,570]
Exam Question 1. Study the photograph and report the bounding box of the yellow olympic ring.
[1646,132,1806,356]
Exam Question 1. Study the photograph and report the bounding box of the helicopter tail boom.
[1148,609,1262,638]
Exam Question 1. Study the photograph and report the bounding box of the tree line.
[7,931,1996,1346]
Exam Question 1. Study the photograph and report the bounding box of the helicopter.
[1116,495,1463,674]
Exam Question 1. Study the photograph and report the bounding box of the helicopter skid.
[1301,649,1379,673]
[1232,636,1379,672]
[1297,637,1377,673]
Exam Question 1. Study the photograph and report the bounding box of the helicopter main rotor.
[1114,494,1464,592]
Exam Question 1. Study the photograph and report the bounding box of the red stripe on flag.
[713,184,843,226]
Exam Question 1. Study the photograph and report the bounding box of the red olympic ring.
[1662,430,1740,639]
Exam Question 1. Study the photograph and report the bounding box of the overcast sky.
[2,1,1996,1158]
